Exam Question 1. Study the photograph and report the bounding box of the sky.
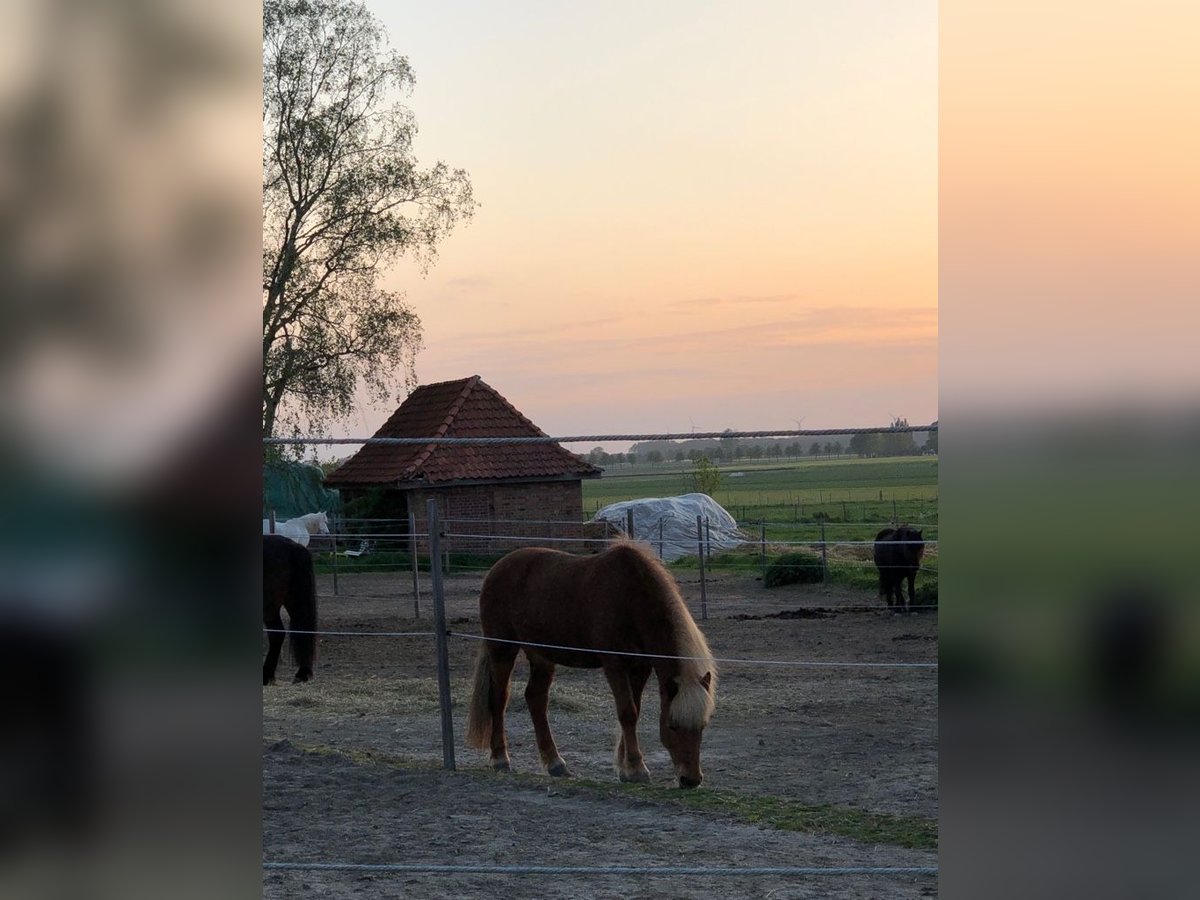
[337,0,937,446]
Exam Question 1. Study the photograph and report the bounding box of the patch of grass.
[554,778,938,851]
[277,742,936,851]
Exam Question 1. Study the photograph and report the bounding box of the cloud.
[665,294,802,310]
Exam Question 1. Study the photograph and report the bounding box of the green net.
[262,460,341,520]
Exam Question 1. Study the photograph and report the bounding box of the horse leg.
[906,570,917,613]
[603,663,651,784]
[614,664,652,778]
[525,657,570,777]
[263,607,284,686]
[487,648,518,772]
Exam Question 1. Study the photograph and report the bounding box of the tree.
[849,432,882,457]
[692,456,722,496]
[881,417,918,456]
[808,442,821,457]
[262,0,476,437]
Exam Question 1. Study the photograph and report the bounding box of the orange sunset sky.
[338,1,937,444]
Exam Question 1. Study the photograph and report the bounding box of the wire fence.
[271,514,938,616]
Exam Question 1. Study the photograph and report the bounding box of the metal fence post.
[658,518,664,560]
[760,521,766,578]
[819,519,828,582]
[269,510,276,534]
[331,516,339,597]
[696,514,707,621]
[427,499,456,772]
[626,508,635,540]
[408,511,421,619]
[705,516,712,560]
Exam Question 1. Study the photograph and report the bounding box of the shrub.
[763,551,825,587]
[914,581,938,609]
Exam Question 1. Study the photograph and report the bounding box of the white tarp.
[590,493,744,561]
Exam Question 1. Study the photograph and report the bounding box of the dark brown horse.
[466,541,717,789]
[263,534,317,685]
[873,525,925,612]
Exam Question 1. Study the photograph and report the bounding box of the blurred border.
[942,2,1199,896]
[0,2,262,898]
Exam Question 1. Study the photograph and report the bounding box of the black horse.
[873,526,925,612]
[263,534,318,685]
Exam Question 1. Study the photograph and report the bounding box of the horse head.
[316,511,330,534]
[659,669,715,788]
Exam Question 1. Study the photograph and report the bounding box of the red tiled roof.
[325,376,601,487]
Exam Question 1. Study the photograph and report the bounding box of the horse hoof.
[492,760,511,773]
[619,769,651,784]
[292,672,312,684]
[263,677,275,686]
[547,761,572,778]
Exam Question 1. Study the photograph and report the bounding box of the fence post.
[626,508,635,540]
[331,516,339,597]
[760,521,766,578]
[696,515,707,621]
[819,519,828,582]
[658,518,664,560]
[427,499,456,772]
[269,510,276,534]
[408,511,421,619]
[893,498,898,524]
[704,517,712,560]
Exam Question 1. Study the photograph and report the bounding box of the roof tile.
[325,376,600,486]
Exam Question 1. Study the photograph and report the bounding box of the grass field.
[584,455,938,540]
[313,454,938,598]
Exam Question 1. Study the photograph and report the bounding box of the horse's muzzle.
[678,775,702,789]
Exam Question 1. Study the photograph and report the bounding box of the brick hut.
[325,376,601,556]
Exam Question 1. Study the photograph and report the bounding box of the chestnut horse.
[466,541,717,788]
[263,534,317,685]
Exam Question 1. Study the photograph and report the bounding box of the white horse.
[263,511,330,547]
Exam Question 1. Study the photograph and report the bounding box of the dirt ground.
[263,567,938,899]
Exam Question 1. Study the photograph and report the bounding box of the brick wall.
[410,480,593,557]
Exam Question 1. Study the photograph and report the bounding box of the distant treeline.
[588,420,935,467]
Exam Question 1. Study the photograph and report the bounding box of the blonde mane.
[611,539,718,728]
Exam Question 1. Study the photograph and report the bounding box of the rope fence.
[263,424,937,446]
[449,632,937,669]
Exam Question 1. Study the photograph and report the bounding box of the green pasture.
[312,455,939,598]
[584,455,938,538]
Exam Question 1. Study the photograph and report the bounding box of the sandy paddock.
[263,567,938,899]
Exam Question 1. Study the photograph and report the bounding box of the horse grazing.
[263,534,318,685]
[466,541,717,789]
[261,511,330,548]
[873,525,925,612]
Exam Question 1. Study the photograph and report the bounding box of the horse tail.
[465,646,493,749]
[289,548,318,674]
